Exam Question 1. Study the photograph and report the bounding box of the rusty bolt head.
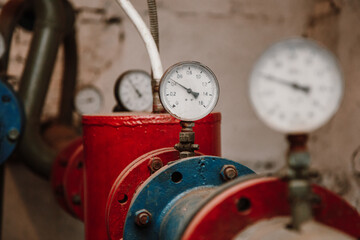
[7,128,19,141]
[148,157,163,173]
[220,165,238,181]
[135,209,152,227]
[71,194,81,206]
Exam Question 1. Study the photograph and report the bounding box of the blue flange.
[0,80,24,164]
[124,156,254,240]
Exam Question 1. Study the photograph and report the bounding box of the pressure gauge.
[74,85,103,115]
[159,61,219,121]
[249,38,343,133]
[114,70,152,112]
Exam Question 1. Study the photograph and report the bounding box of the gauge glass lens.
[160,61,219,121]
[117,71,152,112]
[74,86,102,115]
[249,38,343,133]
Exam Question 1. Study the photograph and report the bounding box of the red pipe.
[82,113,221,239]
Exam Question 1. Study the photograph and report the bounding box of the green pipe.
[18,0,65,178]
[58,0,77,125]
[58,30,77,125]
[0,0,26,74]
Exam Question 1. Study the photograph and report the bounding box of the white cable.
[116,0,163,81]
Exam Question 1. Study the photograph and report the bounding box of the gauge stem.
[285,134,316,231]
[174,121,199,159]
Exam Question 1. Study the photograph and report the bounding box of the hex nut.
[7,128,19,141]
[220,165,238,181]
[72,194,82,205]
[135,209,152,227]
[288,152,310,169]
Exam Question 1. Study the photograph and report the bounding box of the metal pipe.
[286,134,313,230]
[18,0,65,178]
[147,0,159,50]
[116,0,162,80]
[0,0,26,74]
[58,1,77,125]
[146,0,164,113]
[116,0,164,112]
[58,31,77,125]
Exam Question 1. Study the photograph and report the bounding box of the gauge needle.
[261,73,310,94]
[170,79,199,99]
[129,80,142,98]
[79,97,94,104]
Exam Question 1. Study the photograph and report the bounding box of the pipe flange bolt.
[148,157,163,173]
[135,209,152,227]
[7,128,19,141]
[220,165,238,181]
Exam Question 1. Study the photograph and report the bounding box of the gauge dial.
[249,38,343,133]
[74,86,102,115]
[114,70,152,112]
[159,61,219,121]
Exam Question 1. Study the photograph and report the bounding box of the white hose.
[116,0,163,81]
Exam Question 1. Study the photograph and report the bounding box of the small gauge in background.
[74,85,103,115]
[114,70,153,112]
[159,61,220,121]
[249,37,343,134]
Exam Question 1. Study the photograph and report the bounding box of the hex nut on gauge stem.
[7,128,19,141]
[220,165,238,181]
[148,157,163,173]
[135,209,152,227]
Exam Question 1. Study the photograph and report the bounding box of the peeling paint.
[313,170,351,196]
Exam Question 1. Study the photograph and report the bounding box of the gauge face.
[74,86,102,115]
[159,61,219,121]
[249,38,343,133]
[115,70,152,112]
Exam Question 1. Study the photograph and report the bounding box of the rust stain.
[303,0,343,54]
[307,0,342,28]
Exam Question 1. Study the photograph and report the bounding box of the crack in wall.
[76,7,122,25]
[303,0,342,52]
[305,0,342,29]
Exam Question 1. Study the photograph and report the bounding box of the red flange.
[106,147,202,240]
[182,177,360,240]
[51,137,83,217]
[63,144,85,220]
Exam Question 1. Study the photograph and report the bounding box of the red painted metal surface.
[106,147,202,239]
[82,112,221,240]
[182,177,360,240]
[63,143,84,220]
[51,137,83,217]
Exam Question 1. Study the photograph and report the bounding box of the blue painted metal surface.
[124,156,254,240]
[0,80,24,164]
